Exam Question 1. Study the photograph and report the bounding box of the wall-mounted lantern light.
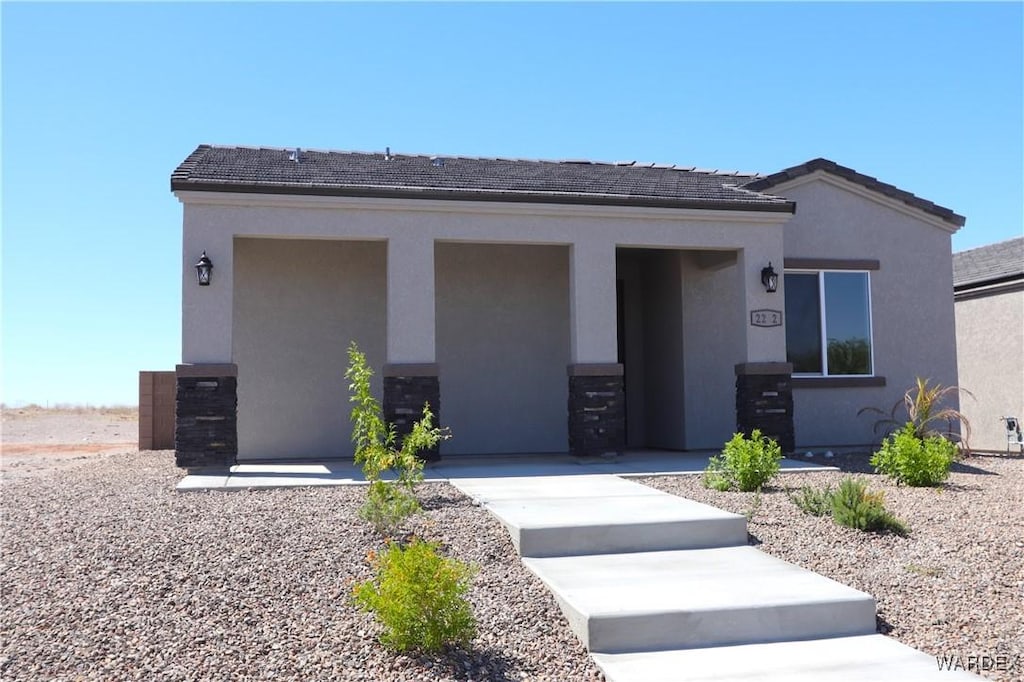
[761,262,779,293]
[195,251,213,286]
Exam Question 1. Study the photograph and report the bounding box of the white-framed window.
[784,270,874,376]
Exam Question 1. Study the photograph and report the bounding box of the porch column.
[567,240,624,457]
[178,219,236,469]
[384,234,441,460]
[734,246,794,452]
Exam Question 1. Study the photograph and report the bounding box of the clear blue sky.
[2,2,1022,407]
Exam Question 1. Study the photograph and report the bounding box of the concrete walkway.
[451,474,976,681]
[176,450,834,492]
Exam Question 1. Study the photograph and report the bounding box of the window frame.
[785,268,876,378]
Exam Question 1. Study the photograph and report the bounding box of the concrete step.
[451,475,747,557]
[523,546,876,654]
[591,634,979,681]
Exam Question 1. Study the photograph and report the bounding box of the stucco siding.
[780,178,959,447]
[955,289,1024,451]
[435,243,570,455]
[682,253,745,449]
[233,238,386,460]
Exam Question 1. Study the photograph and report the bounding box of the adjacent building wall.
[778,176,960,447]
[435,243,570,455]
[955,287,1024,451]
[139,371,176,450]
[232,238,387,460]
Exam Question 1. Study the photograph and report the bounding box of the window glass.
[784,273,822,373]
[824,272,872,375]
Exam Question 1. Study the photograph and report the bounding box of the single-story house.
[953,236,1024,452]
[170,147,965,468]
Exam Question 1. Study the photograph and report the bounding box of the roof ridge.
[199,144,765,178]
[954,235,1024,255]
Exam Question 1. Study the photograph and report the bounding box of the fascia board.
[172,190,793,226]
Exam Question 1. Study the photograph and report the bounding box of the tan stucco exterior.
[766,172,960,448]
[178,193,788,459]
[955,287,1024,451]
[176,165,962,459]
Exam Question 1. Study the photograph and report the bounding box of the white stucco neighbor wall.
[955,288,1024,451]
[776,174,960,448]
[233,238,386,460]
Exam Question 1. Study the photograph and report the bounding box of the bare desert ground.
[0,406,138,480]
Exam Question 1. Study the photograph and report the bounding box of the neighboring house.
[170,147,964,468]
[953,237,1024,452]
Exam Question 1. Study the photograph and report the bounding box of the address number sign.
[750,309,783,328]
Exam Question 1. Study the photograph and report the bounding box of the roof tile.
[953,237,1024,288]
[170,145,795,212]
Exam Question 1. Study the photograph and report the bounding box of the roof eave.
[169,180,797,214]
[745,158,965,228]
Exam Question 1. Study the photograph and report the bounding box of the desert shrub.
[870,422,957,487]
[703,430,782,492]
[353,538,477,653]
[360,481,423,535]
[858,377,972,451]
[830,477,908,535]
[790,484,834,517]
[346,342,449,535]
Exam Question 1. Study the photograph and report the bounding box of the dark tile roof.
[171,145,795,213]
[953,236,1024,289]
[742,158,966,228]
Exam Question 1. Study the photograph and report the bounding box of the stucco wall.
[778,176,960,448]
[682,252,745,449]
[955,288,1024,451]
[180,195,789,458]
[233,238,386,460]
[435,243,570,455]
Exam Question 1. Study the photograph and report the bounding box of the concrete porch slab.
[591,634,979,681]
[523,545,876,654]
[176,450,836,492]
[452,475,746,557]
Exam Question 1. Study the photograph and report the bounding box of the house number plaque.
[750,309,783,328]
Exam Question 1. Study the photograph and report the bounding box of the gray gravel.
[0,452,602,681]
[4,451,1021,681]
[639,453,1024,682]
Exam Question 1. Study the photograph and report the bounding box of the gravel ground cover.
[1,451,601,681]
[639,453,1024,682]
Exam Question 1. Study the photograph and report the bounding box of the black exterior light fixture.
[195,251,213,286]
[761,262,779,293]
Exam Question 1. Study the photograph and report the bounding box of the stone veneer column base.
[568,364,625,457]
[175,364,238,469]
[735,362,795,454]
[383,363,441,462]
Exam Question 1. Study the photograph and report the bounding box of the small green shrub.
[703,430,782,492]
[789,484,834,517]
[830,477,908,535]
[360,481,422,536]
[858,377,972,450]
[346,342,449,535]
[870,422,957,487]
[353,538,477,653]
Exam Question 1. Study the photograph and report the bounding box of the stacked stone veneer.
[383,364,441,462]
[568,364,625,457]
[175,364,238,469]
[735,362,795,453]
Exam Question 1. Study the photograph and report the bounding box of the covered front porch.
[175,177,795,468]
